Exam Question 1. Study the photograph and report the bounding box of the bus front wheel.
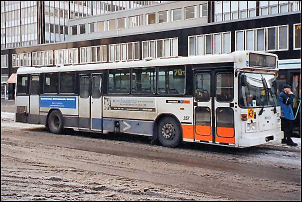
[157,117,182,148]
[48,110,64,134]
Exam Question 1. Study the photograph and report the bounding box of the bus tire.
[48,110,64,134]
[157,117,182,148]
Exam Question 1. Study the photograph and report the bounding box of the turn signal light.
[241,114,247,121]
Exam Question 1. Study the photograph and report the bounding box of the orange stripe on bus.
[182,100,190,104]
[195,125,211,136]
[195,125,212,141]
[215,127,235,144]
[181,124,194,140]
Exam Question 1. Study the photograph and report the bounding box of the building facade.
[1,1,301,101]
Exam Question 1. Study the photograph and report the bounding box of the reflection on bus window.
[44,73,58,93]
[60,72,76,93]
[195,73,210,101]
[158,66,185,95]
[30,75,40,95]
[17,75,28,94]
[80,76,90,98]
[132,68,156,94]
[216,72,233,102]
[108,69,130,94]
[239,73,278,107]
[92,75,102,98]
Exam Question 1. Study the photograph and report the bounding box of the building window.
[256,29,265,51]
[157,40,163,58]
[188,36,196,56]
[246,30,255,51]
[235,31,244,51]
[158,10,168,23]
[108,19,115,31]
[117,18,126,29]
[97,21,104,32]
[294,24,301,49]
[278,25,288,50]
[71,25,77,35]
[197,35,205,55]
[200,3,208,17]
[214,1,223,22]
[185,6,196,20]
[205,35,213,54]
[147,13,156,25]
[129,15,142,28]
[172,8,182,21]
[143,38,178,59]
[222,32,231,53]
[89,22,95,33]
[267,27,277,51]
[1,55,8,68]
[214,34,221,54]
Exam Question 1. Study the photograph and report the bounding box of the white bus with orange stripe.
[15,51,283,148]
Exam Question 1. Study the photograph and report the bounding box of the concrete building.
[1,1,301,100]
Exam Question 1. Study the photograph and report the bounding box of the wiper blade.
[259,107,265,115]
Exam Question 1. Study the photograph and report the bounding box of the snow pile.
[1,112,15,121]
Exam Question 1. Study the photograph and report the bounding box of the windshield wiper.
[260,75,277,114]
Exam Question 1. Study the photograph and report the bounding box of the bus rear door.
[193,70,235,144]
[79,73,103,131]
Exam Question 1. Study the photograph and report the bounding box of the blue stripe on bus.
[92,118,103,130]
[279,62,301,65]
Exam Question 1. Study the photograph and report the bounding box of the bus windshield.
[239,72,279,108]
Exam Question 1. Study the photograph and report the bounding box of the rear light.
[241,114,247,121]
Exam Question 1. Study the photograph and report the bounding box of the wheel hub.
[161,123,175,139]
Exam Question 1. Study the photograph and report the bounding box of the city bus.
[15,51,283,148]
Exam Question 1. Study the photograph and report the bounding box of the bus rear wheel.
[48,110,64,134]
[158,117,182,148]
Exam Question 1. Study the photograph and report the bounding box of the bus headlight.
[246,122,257,132]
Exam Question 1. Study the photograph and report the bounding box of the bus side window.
[80,76,90,98]
[131,68,156,94]
[30,75,40,95]
[108,69,130,94]
[216,72,233,102]
[195,73,210,102]
[158,66,185,95]
[92,75,102,98]
[60,72,76,94]
[17,75,29,95]
[44,73,58,94]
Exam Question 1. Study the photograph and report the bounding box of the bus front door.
[79,74,103,131]
[194,71,213,142]
[90,74,103,131]
[194,71,235,144]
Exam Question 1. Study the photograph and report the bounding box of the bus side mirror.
[241,75,247,86]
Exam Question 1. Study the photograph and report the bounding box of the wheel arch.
[153,113,183,142]
[45,108,63,128]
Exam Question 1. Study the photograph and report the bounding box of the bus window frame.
[29,74,40,95]
[59,71,78,95]
[157,65,186,96]
[215,71,234,103]
[42,72,59,95]
[16,74,29,95]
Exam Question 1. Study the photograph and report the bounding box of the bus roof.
[17,51,277,74]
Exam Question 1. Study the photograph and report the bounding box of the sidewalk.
[1,99,16,113]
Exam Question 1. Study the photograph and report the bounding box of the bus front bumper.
[237,129,284,148]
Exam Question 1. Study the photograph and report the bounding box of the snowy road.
[1,112,301,200]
